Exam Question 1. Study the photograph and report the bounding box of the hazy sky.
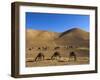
[26,12,90,32]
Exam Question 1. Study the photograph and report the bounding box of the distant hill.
[26,29,60,41]
[26,28,89,47]
[56,28,89,47]
[59,28,89,40]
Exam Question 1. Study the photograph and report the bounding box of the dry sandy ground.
[26,28,89,67]
[26,57,89,67]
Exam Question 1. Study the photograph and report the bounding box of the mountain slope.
[26,28,89,47]
[59,28,89,40]
[26,29,60,41]
[55,28,89,47]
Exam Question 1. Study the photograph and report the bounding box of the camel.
[54,46,60,50]
[35,53,44,61]
[69,52,76,61]
[42,46,47,51]
[51,52,61,60]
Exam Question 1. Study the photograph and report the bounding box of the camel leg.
[51,56,54,60]
[68,57,70,61]
[35,57,37,61]
[74,56,76,61]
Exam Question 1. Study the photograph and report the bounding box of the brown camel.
[69,52,77,61]
[35,53,44,61]
[51,52,61,60]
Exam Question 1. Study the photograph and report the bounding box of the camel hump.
[70,52,76,56]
